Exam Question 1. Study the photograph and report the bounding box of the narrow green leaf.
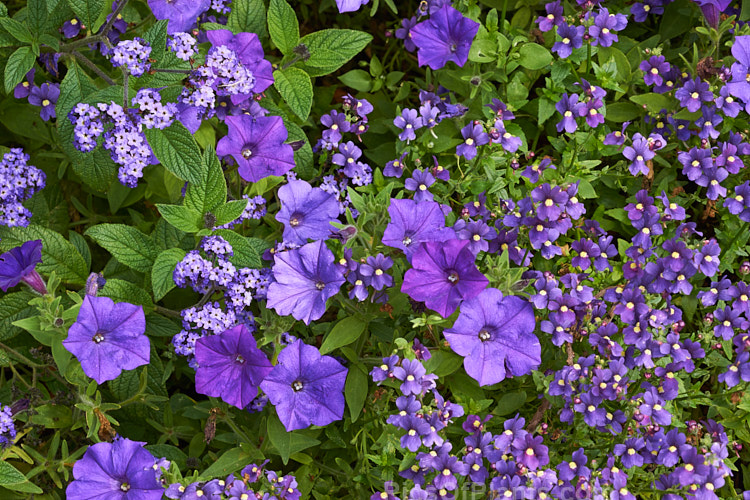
[267,0,298,54]
[320,317,366,354]
[4,46,36,94]
[151,248,187,301]
[273,67,313,120]
[345,364,368,422]
[85,224,159,273]
[144,122,203,184]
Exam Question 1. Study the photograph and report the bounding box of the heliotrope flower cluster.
[0,403,16,448]
[110,38,152,76]
[0,148,46,228]
[167,32,197,61]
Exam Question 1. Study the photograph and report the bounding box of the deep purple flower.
[556,93,583,133]
[456,123,489,160]
[402,239,488,318]
[409,5,480,70]
[694,0,732,28]
[63,296,149,384]
[537,1,563,31]
[260,340,347,431]
[405,169,436,203]
[443,288,538,386]
[394,108,422,142]
[217,115,295,183]
[589,8,627,47]
[552,22,585,58]
[395,16,418,52]
[513,434,550,470]
[206,30,274,93]
[694,239,720,276]
[276,180,340,244]
[359,254,393,290]
[335,0,368,13]
[147,0,211,34]
[66,438,161,499]
[13,69,34,99]
[194,324,272,410]
[728,36,750,104]
[0,240,46,294]
[624,133,655,176]
[28,83,60,121]
[382,199,452,259]
[61,18,82,38]
[675,78,713,112]
[640,56,670,86]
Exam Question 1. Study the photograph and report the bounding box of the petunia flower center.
[235,354,245,364]
[289,213,303,227]
[449,43,457,53]
[478,329,491,342]
[292,380,304,392]
[241,147,253,159]
[93,331,105,344]
[315,281,325,291]
[447,271,459,284]
[120,482,131,492]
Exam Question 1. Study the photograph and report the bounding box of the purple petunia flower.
[694,0,732,28]
[260,340,347,431]
[335,0,368,13]
[63,296,149,384]
[275,180,340,244]
[401,239,488,318]
[216,115,295,183]
[194,324,272,410]
[28,83,60,121]
[728,36,750,106]
[409,5,480,70]
[147,0,211,34]
[382,199,452,259]
[206,30,274,94]
[66,438,162,500]
[443,288,538,386]
[266,241,345,324]
[0,240,46,294]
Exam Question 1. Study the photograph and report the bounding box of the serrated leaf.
[0,461,42,494]
[298,29,372,77]
[157,204,203,233]
[273,67,313,120]
[267,0,298,54]
[214,200,248,226]
[267,414,321,465]
[100,279,154,310]
[139,20,191,87]
[213,230,268,268]
[0,291,34,342]
[0,225,88,285]
[320,317,366,354]
[27,0,49,35]
[345,364,368,422]
[66,0,105,29]
[144,122,203,184]
[0,17,32,43]
[151,248,186,301]
[85,224,158,273]
[185,145,227,215]
[226,0,267,38]
[4,46,36,94]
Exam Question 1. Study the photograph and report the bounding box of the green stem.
[70,51,117,86]
[154,305,182,319]
[0,342,44,368]
[221,412,253,445]
[500,0,508,32]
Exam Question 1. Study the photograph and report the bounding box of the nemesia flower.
[556,93,583,133]
[537,1,563,31]
[624,133,655,176]
[456,123,489,160]
[66,438,162,500]
[275,180,340,244]
[409,5,480,70]
[0,240,46,294]
[63,296,149,384]
[28,83,60,121]
[194,324,272,410]
[675,77,713,112]
[260,340,347,431]
[552,22,584,58]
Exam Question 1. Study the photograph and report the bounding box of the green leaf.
[185,145,227,215]
[101,279,154,310]
[139,20,191,87]
[213,230,268,268]
[298,29,373,77]
[214,199,248,226]
[226,0,267,38]
[423,349,463,377]
[144,122,203,184]
[266,414,321,464]
[0,225,88,285]
[320,317,366,354]
[157,204,203,233]
[0,461,42,494]
[338,69,372,92]
[345,364,368,422]
[605,101,641,122]
[66,0,105,29]
[517,43,552,70]
[267,0,298,54]
[151,248,186,301]
[273,67,313,120]
[629,93,675,113]
[0,17,32,43]
[85,224,159,273]
[4,46,36,94]
[27,0,49,35]
[0,291,35,342]
[200,447,258,480]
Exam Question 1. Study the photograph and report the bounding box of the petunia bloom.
[266,241,345,324]
[260,340,347,431]
[216,115,295,183]
[409,5,480,70]
[382,199,452,259]
[443,288,539,386]
[194,324,272,410]
[147,0,211,34]
[66,438,162,500]
[0,240,46,294]
[401,239,489,318]
[63,296,149,384]
[275,180,340,244]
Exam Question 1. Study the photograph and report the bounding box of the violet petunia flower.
[335,0,368,12]
[266,241,345,324]
[260,339,347,431]
[194,324,272,410]
[728,36,750,106]
[206,30,274,94]
[409,5,480,70]
[382,199,452,259]
[444,288,539,386]
[0,240,46,294]
[694,0,732,28]
[275,180,340,244]
[63,296,149,384]
[147,0,211,34]
[401,239,489,318]
[216,115,295,183]
[66,438,162,500]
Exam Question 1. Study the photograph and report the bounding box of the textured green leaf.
[157,204,203,233]
[199,448,258,480]
[267,0,298,54]
[66,0,105,29]
[320,316,366,354]
[85,224,159,273]
[185,145,227,215]
[267,414,320,464]
[0,461,42,494]
[27,0,49,35]
[227,0,267,38]
[273,67,313,120]
[214,200,248,226]
[0,225,88,285]
[345,364,368,422]
[139,20,191,87]
[0,17,32,43]
[144,122,203,184]
[0,291,35,342]
[4,46,36,94]
[101,279,154,310]
[152,218,192,251]
[151,248,186,301]
[298,29,372,77]
[213,230,268,268]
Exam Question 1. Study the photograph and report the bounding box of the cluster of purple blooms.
[110,38,152,76]
[539,2,628,58]
[0,403,16,448]
[0,149,46,228]
[555,80,607,134]
[13,70,60,121]
[68,88,177,187]
[167,32,197,61]
[391,90,468,146]
[166,462,302,500]
[217,194,267,229]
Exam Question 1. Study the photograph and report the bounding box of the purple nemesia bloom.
[13,69,35,99]
[66,438,161,500]
[359,254,393,290]
[194,324,272,410]
[624,133,656,176]
[147,0,211,34]
[402,239,489,318]
[0,240,46,294]
[409,5,480,70]
[405,169,436,203]
[456,123,489,160]
[394,108,422,142]
[675,78,713,112]
[552,22,585,58]
[395,16,418,52]
[537,1,563,31]
[556,93,583,133]
[28,83,60,121]
[276,180,340,244]
[444,288,538,386]
[631,0,665,22]
[266,241,345,324]
[589,8,627,47]
[62,18,83,38]
[217,115,295,183]
[335,0,368,13]
[514,434,550,470]
[382,199,452,259]
[640,56,670,86]
[260,340,348,431]
[63,296,148,384]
